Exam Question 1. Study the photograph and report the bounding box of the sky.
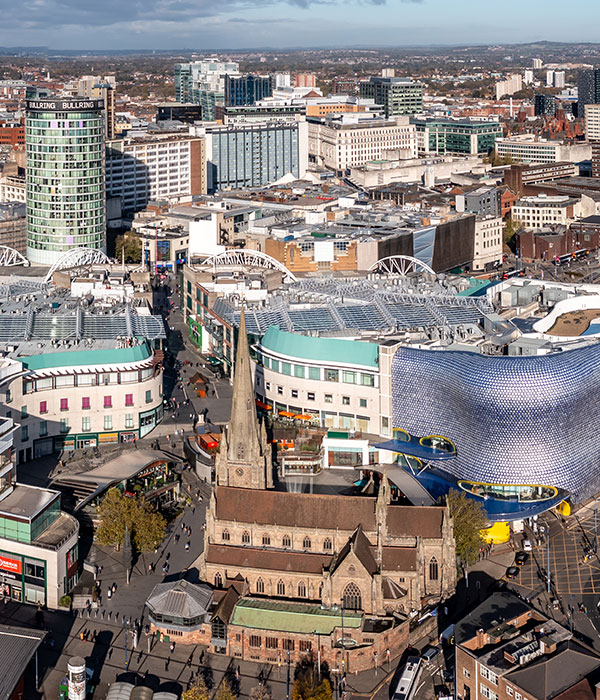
[2,0,600,51]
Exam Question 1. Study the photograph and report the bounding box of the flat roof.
[20,342,152,370]
[231,598,362,635]
[0,485,58,521]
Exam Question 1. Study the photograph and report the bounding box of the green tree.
[183,677,209,700]
[115,231,142,263]
[504,217,521,250]
[96,487,166,552]
[446,488,487,567]
[215,680,237,700]
[292,655,332,700]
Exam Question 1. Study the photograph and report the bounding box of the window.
[359,398,367,408]
[291,390,298,398]
[5,389,11,404]
[256,578,265,594]
[242,531,250,544]
[60,398,68,412]
[81,397,90,410]
[222,529,230,542]
[125,414,134,429]
[104,395,112,409]
[20,406,28,419]
[82,417,91,432]
[480,686,498,700]
[506,688,513,697]
[282,535,291,548]
[39,420,48,437]
[266,636,278,649]
[271,359,279,373]
[125,394,134,407]
[342,370,356,384]
[342,396,350,406]
[342,582,362,610]
[237,444,245,460]
[283,639,294,651]
[303,537,311,549]
[463,669,471,679]
[39,401,47,414]
[60,418,69,434]
[480,668,498,686]
[515,694,521,700]
[361,374,375,387]
[214,572,223,588]
[325,369,339,382]
[277,580,285,596]
[324,538,333,551]
[298,581,307,597]
[104,416,112,431]
[299,641,312,653]
[277,386,283,395]
[307,392,315,401]
[145,390,152,404]
[324,394,333,404]
[281,362,291,376]
[249,635,261,648]
[294,365,305,378]
[429,557,439,581]
[21,425,28,442]
[262,534,271,546]
[308,366,320,380]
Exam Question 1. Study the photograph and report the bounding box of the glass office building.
[359,77,423,118]
[225,75,272,107]
[411,117,501,156]
[26,97,106,264]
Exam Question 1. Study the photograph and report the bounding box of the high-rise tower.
[26,97,106,264]
[215,306,273,489]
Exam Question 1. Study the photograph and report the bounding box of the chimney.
[476,628,486,648]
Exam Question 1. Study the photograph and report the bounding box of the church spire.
[215,304,272,489]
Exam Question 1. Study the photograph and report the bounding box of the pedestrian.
[112,583,117,594]
[175,534,180,544]
[185,541,190,551]
[166,552,171,561]
[170,642,175,653]
[107,588,112,600]
[181,522,185,531]
[188,526,192,536]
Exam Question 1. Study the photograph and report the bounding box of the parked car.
[522,539,533,552]
[515,551,529,565]
[422,645,441,663]
[506,566,519,579]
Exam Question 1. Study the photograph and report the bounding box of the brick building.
[455,592,600,700]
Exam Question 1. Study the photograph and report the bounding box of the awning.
[255,399,272,410]
[294,414,313,420]
[278,410,296,418]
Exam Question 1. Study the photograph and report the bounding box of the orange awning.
[279,410,296,418]
[255,399,272,410]
[294,414,313,420]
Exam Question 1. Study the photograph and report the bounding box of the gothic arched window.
[256,577,265,594]
[277,579,286,596]
[237,443,245,460]
[282,535,291,548]
[342,582,362,610]
[222,529,230,542]
[262,534,271,546]
[298,581,307,598]
[242,530,250,544]
[323,538,333,552]
[429,557,439,581]
[214,572,223,588]
[303,536,311,550]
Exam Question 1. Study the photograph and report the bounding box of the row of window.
[20,367,155,394]
[260,355,375,386]
[17,390,153,413]
[265,381,369,408]
[223,529,330,551]
[20,413,137,441]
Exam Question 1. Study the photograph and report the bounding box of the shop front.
[139,405,164,438]
[0,551,46,606]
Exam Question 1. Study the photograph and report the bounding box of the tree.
[446,489,488,567]
[504,217,522,251]
[115,231,142,263]
[215,680,237,700]
[96,487,166,552]
[183,677,209,700]
[249,685,271,700]
[292,654,332,700]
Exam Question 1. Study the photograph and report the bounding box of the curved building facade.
[391,344,600,501]
[26,98,106,264]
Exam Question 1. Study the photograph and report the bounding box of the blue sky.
[2,0,599,50]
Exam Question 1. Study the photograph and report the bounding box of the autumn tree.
[115,230,142,263]
[293,654,332,700]
[215,680,237,700]
[96,487,166,552]
[446,489,487,567]
[183,678,209,700]
[249,685,272,700]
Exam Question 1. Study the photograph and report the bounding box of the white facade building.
[495,74,523,100]
[512,194,595,229]
[473,215,503,271]
[308,115,417,171]
[495,136,591,164]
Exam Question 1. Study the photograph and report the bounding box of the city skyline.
[3,0,600,51]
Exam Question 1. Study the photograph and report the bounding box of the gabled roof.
[329,525,378,577]
[206,544,331,574]
[506,641,600,700]
[146,579,212,619]
[0,624,45,700]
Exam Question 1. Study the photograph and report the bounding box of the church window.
[298,581,307,597]
[256,578,265,594]
[429,557,439,581]
[237,443,245,460]
[282,535,291,548]
[222,529,230,542]
[214,572,223,588]
[299,640,312,652]
[342,582,362,610]
[249,634,261,647]
[324,538,333,552]
[262,534,271,546]
[242,531,250,544]
[319,583,323,599]
[266,637,278,649]
[303,536,311,549]
[277,579,286,596]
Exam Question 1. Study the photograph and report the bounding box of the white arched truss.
[0,246,29,268]
[201,249,298,282]
[44,247,112,284]
[368,255,436,277]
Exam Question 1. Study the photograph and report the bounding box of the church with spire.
[198,307,455,666]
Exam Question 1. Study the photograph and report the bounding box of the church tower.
[215,306,273,489]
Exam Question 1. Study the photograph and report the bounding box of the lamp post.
[285,649,290,700]
[124,619,129,668]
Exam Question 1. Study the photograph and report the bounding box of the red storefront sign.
[0,554,21,575]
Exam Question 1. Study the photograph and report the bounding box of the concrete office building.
[359,77,423,118]
[512,193,595,229]
[585,103,600,178]
[201,121,308,192]
[412,117,501,156]
[495,135,591,164]
[495,74,523,100]
[308,115,417,171]
[105,134,206,213]
[224,75,272,106]
[26,97,106,265]
[472,215,503,271]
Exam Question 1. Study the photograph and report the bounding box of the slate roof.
[206,544,331,574]
[0,624,45,700]
[146,579,212,619]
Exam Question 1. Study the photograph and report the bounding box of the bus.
[392,655,423,700]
